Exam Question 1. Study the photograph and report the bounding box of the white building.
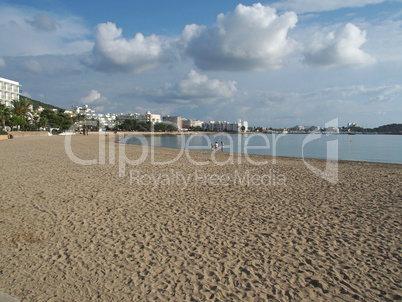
[139,111,161,124]
[97,113,117,129]
[72,104,97,120]
[203,120,248,132]
[227,120,248,132]
[72,104,117,128]
[117,111,161,125]
[182,119,203,129]
[325,126,340,133]
[0,77,20,107]
[162,115,185,129]
[117,113,140,121]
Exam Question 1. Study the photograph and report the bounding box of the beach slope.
[0,134,401,301]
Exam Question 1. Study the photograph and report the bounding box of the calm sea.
[122,133,402,164]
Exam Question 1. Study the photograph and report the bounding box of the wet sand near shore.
[0,134,401,301]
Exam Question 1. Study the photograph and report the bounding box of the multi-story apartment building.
[98,113,117,129]
[162,115,185,129]
[139,111,161,124]
[182,119,203,129]
[117,111,162,125]
[0,77,20,107]
[117,113,140,121]
[203,120,248,132]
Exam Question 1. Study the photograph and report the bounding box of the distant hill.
[21,95,64,111]
[374,123,402,134]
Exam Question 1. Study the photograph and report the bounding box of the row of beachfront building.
[73,104,249,132]
[0,76,248,132]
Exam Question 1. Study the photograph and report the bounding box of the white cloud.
[234,83,402,127]
[133,70,237,104]
[93,106,105,112]
[182,3,298,71]
[27,13,57,31]
[303,23,376,68]
[364,16,402,61]
[273,0,386,13]
[301,84,402,102]
[20,60,42,73]
[91,22,169,73]
[0,5,92,56]
[177,70,237,100]
[80,89,107,105]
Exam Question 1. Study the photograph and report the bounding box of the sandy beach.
[0,133,401,301]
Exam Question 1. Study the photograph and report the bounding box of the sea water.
[123,133,402,164]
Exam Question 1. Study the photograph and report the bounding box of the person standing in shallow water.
[221,141,224,152]
[215,142,218,151]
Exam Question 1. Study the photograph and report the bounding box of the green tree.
[32,115,40,130]
[154,122,168,132]
[39,108,73,130]
[72,114,85,123]
[12,97,31,119]
[9,116,27,129]
[166,124,178,132]
[0,104,11,131]
[119,119,139,131]
[375,123,402,134]
[139,121,151,131]
[11,98,32,130]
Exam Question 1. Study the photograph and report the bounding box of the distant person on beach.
[221,141,224,152]
[211,144,214,151]
[215,142,218,151]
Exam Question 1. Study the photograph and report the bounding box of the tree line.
[0,98,178,134]
[347,123,402,134]
[117,119,177,132]
[0,97,83,134]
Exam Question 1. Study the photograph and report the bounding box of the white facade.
[72,104,118,128]
[162,116,185,129]
[73,104,97,120]
[182,119,203,129]
[203,120,248,132]
[97,113,117,128]
[139,111,161,124]
[0,77,20,107]
[118,111,161,125]
[118,113,140,120]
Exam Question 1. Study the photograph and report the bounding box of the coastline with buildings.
[72,104,249,133]
[1,0,401,299]
[1,76,401,301]
[1,76,400,136]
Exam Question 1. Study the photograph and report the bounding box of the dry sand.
[0,134,401,301]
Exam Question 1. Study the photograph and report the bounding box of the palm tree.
[0,104,11,132]
[33,115,40,130]
[12,97,31,119]
[11,97,32,130]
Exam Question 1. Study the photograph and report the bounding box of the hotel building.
[0,77,20,107]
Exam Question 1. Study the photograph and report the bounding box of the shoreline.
[117,132,402,165]
[0,135,401,301]
[3,131,402,165]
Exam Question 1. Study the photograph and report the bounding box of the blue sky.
[1,0,401,127]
